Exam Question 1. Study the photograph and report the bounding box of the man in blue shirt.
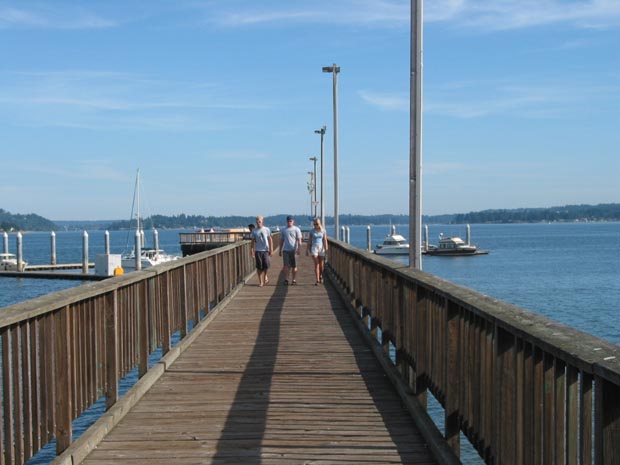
[279,215,302,285]
[251,216,273,287]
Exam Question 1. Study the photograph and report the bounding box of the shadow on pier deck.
[78,255,440,465]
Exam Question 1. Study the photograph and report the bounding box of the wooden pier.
[1,238,619,465]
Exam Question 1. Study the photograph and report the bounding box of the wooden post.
[55,306,73,453]
[105,291,119,410]
[138,282,149,378]
[445,300,460,456]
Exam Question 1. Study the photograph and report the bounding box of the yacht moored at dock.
[374,225,410,255]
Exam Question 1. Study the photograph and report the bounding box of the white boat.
[0,253,27,271]
[121,247,179,270]
[424,235,478,255]
[374,226,410,255]
[121,169,180,270]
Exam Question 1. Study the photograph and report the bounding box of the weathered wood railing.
[328,239,620,465]
[0,240,254,465]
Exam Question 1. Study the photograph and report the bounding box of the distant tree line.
[0,208,56,232]
[452,203,620,224]
[2,203,620,231]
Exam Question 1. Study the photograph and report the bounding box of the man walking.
[279,215,302,285]
[251,216,273,287]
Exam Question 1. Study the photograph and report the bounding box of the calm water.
[2,223,619,465]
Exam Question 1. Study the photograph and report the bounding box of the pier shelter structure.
[0,237,619,465]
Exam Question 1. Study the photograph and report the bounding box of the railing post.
[54,306,73,453]
[180,266,188,338]
[105,291,119,410]
[138,281,149,378]
[162,273,172,354]
[446,300,461,456]
[595,376,620,465]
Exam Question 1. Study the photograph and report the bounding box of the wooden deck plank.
[81,255,438,465]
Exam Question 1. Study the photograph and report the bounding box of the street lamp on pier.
[314,126,326,227]
[309,156,318,218]
[322,64,340,239]
[306,171,315,220]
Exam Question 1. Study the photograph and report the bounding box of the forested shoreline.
[2,203,619,232]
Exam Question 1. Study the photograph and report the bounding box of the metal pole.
[309,156,318,218]
[409,0,423,270]
[314,126,326,227]
[323,65,340,239]
[367,225,372,251]
[333,66,339,240]
[51,231,57,265]
[3,231,8,253]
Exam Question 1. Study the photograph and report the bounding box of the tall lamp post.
[306,171,315,220]
[410,0,423,270]
[309,156,318,218]
[314,126,326,227]
[322,64,340,239]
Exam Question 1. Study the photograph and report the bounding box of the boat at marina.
[121,247,179,269]
[0,253,27,271]
[423,225,488,256]
[121,169,180,270]
[374,226,410,255]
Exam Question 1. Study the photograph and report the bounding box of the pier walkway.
[78,255,438,465]
[3,238,619,465]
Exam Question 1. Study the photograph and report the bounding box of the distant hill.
[0,208,56,232]
[2,203,619,231]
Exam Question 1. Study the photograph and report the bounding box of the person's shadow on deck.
[209,269,288,464]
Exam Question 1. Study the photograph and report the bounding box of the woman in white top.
[306,218,328,285]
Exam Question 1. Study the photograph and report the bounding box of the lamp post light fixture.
[313,126,326,227]
[309,156,318,218]
[322,64,340,239]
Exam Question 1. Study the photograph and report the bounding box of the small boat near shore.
[374,226,410,255]
[423,225,488,256]
[0,253,27,271]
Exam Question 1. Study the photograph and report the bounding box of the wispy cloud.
[360,77,619,118]
[0,5,116,29]
[359,90,408,110]
[205,0,620,31]
[0,70,269,131]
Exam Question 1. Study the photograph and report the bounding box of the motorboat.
[374,226,410,255]
[423,234,479,256]
[121,248,179,270]
[0,253,27,271]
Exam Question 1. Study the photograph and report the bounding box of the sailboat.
[121,169,180,270]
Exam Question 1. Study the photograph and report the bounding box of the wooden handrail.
[327,238,620,465]
[0,240,255,465]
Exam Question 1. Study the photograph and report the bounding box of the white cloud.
[359,90,408,110]
[0,6,116,29]
[206,0,620,31]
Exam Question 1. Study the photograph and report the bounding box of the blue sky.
[1,0,619,221]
